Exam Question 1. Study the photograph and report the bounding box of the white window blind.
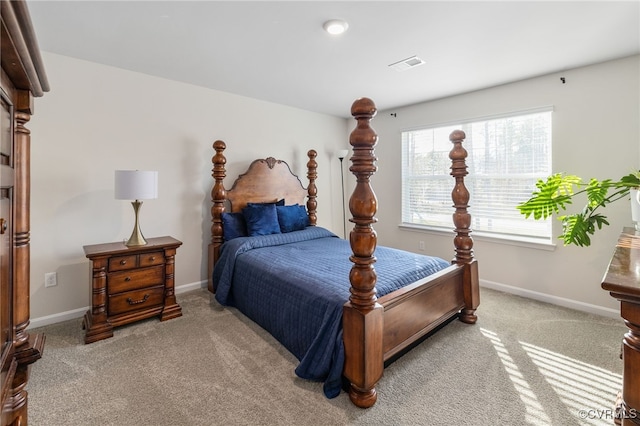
[401,109,553,241]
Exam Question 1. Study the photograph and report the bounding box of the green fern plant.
[517,172,640,246]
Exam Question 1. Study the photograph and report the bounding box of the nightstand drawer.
[108,286,165,316]
[139,251,164,267]
[109,251,164,272]
[109,255,138,272]
[108,266,164,294]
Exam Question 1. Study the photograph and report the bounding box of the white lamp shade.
[337,149,349,160]
[114,170,158,200]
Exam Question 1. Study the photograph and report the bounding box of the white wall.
[28,52,349,325]
[365,55,640,316]
[28,53,639,326]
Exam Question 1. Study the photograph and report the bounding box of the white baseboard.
[175,280,208,294]
[480,279,620,319]
[29,307,88,330]
[28,279,619,328]
[28,280,208,329]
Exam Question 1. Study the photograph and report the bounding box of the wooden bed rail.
[208,142,318,292]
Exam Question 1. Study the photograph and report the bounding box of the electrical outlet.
[419,241,425,251]
[44,272,57,287]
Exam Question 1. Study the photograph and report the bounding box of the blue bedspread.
[213,226,450,398]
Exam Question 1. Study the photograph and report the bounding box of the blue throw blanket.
[213,227,450,398]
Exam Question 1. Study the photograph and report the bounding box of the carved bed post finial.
[449,130,479,324]
[348,98,379,309]
[343,97,383,409]
[306,150,318,226]
[209,140,227,292]
[449,130,472,264]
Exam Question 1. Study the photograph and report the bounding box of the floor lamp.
[337,149,349,239]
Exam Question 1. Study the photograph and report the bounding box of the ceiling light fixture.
[323,19,349,35]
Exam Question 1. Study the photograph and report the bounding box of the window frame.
[400,106,554,246]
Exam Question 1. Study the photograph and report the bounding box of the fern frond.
[560,214,592,247]
[619,173,640,188]
[517,174,582,220]
[585,178,614,208]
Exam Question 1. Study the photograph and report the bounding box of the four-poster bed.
[207,97,479,408]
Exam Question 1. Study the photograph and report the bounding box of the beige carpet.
[27,287,626,426]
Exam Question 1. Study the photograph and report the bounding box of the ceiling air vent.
[388,55,425,72]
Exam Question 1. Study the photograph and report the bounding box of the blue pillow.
[276,204,309,233]
[221,212,247,241]
[242,203,281,236]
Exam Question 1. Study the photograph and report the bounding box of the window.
[401,108,552,242]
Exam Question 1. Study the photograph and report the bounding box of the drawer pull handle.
[149,256,156,261]
[120,260,127,265]
[126,294,149,305]
[124,277,131,282]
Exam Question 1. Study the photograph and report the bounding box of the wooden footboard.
[343,98,479,408]
[379,265,465,361]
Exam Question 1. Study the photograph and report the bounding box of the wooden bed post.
[306,149,318,226]
[449,130,479,324]
[343,97,383,408]
[209,140,227,293]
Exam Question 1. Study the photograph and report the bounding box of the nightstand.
[82,236,183,344]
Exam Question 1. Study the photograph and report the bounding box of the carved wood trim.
[306,150,317,226]
[343,97,383,408]
[347,97,379,310]
[13,110,30,348]
[226,158,307,212]
[448,130,479,323]
[449,130,473,265]
[0,1,49,97]
[209,140,227,292]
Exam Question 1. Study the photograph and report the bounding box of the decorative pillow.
[221,212,247,241]
[276,204,310,233]
[242,203,281,236]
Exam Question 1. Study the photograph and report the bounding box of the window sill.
[397,224,557,251]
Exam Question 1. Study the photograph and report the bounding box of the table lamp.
[114,170,158,246]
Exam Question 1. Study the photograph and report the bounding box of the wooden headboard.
[208,141,318,291]
[227,157,309,212]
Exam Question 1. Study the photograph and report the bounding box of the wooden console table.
[601,227,640,425]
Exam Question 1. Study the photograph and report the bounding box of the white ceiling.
[26,1,640,118]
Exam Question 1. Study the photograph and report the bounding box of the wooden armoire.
[0,1,49,424]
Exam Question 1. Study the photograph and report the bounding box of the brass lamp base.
[125,200,147,247]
